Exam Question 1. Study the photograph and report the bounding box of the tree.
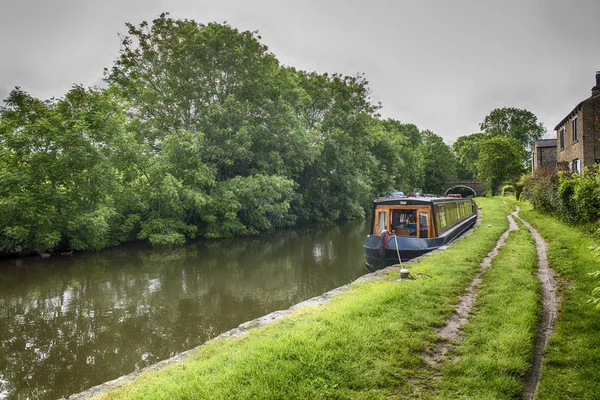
[477,136,526,195]
[367,119,423,196]
[107,13,315,182]
[106,14,318,241]
[480,107,545,148]
[453,133,485,180]
[420,130,456,194]
[0,13,445,252]
[0,86,132,253]
[292,71,380,222]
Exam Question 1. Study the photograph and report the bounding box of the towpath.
[424,205,560,400]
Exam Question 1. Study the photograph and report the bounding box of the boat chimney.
[592,71,600,97]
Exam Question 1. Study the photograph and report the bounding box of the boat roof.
[373,196,469,206]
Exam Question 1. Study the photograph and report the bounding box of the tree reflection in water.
[0,220,368,399]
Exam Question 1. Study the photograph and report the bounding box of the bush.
[523,165,600,228]
[202,174,296,238]
[515,174,526,200]
[522,168,560,213]
[501,184,514,196]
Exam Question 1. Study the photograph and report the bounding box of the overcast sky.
[1,0,599,142]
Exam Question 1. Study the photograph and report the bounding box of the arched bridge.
[444,180,487,197]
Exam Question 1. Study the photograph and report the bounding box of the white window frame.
[572,158,580,174]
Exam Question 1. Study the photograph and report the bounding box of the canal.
[0,220,369,399]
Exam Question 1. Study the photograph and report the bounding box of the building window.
[572,158,580,174]
[559,127,564,150]
[572,117,578,143]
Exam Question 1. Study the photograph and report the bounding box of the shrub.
[515,174,527,200]
[501,184,514,196]
[523,165,600,228]
[522,168,560,213]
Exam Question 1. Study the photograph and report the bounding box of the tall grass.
[518,202,600,400]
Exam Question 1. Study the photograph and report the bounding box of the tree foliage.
[477,136,526,195]
[453,133,485,180]
[1,14,436,254]
[0,87,131,253]
[420,130,456,194]
[480,107,545,148]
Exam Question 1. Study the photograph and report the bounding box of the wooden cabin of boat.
[369,196,475,238]
[363,195,477,271]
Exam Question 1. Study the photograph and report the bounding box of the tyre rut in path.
[423,210,519,366]
[423,206,560,400]
[514,211,560,400]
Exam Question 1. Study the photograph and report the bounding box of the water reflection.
[0,220,369,399]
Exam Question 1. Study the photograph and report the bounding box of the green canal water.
[0,221,369,400]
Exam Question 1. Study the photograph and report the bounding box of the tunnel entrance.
[444,186,476,197]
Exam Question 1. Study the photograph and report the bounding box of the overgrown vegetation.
[501,184,515,196]
[521,166,600,229]
[0,14,449,254]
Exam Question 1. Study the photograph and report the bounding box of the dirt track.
[515,210,560,400]
[425,205,560,400]
[424,212,519,366]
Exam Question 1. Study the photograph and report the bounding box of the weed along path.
[514,211,560,400]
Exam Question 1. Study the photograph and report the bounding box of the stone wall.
[535,146,557,169]
[556,109,584,170]
[556,96,600,173]
[582,98,600,169]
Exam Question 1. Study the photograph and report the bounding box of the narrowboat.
[363,195,477,271]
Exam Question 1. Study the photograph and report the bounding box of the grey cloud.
[1,0,598,140]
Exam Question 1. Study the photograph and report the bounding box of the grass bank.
[434,217,540,399]
[94,198,512,399]
[517,200,600,400]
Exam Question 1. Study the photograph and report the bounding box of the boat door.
[418,211,429,238]
[376,210,388,233]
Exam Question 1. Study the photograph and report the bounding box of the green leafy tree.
[202,174,295,238]
[106,14,321,241]
[453,133,485,180]
[368,119,424,196]
[0,87,131,253]
[480,107,545,148]
[107,13,315,182]
[420,130,456,194]
[0,12,444,252]
[477,136,526,195]
[293,71,380,221]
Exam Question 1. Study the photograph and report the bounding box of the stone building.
[554,71,600,174]
[531,139,557,171]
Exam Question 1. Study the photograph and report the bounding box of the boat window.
[378,211,387,233]
[438,205,447,230]
[391,209,417,237]
[419,212,429,238]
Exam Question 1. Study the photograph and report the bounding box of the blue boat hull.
[363,214,476,271]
